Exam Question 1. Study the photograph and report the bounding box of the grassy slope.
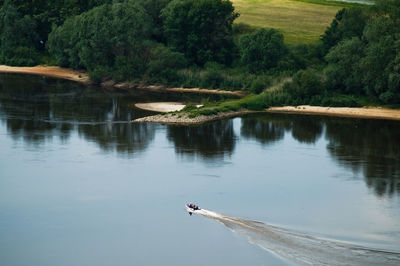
[232,0,346,43]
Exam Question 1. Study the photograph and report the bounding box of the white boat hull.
[186,206,200,214]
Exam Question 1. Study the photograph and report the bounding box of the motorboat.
[186,203,200,216]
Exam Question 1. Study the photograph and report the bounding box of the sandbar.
[135,102,187,112]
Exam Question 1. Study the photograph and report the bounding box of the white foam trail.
[194,209,400,265]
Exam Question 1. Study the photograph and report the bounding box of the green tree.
[135,0,173,42]
[283,69,324,102]
[325,37,364,94]
[162,0,238,65]
[3,0,112,50]
[321,7,367,54]
[238,28,287,73]
[0,0,39,65]
[47,1,153,80]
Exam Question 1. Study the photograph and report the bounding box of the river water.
[0,74,399,265]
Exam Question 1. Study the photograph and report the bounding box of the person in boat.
[188,203,198,210]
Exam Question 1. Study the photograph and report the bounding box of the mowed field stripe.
[232,0,344,43]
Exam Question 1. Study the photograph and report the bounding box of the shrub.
[250,76,272,94]
[89,66,111,83]
[162,0,238,65]
[147,44,187,82]
[283,69,325,100]
[239,28,287,73]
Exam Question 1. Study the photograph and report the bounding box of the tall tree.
[0,0,39,65]
[162,0,238,65]
[47,1,153,80]
[239,28,287,73]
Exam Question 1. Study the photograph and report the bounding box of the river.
[0,74,399,265]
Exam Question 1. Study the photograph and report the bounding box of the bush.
[320,95,360,107]
[239,28,287,73]
[250,76,271,94]
[283,69,325,100]
[88,66,111,83]
[201,69,224,89]
[147,44,187,82]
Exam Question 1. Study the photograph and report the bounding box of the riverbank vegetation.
[1,0,400,108]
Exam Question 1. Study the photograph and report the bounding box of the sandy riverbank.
[0,65,90,84]
[266,105,400,120]
[133,105,400,125]
[0,65,244,97]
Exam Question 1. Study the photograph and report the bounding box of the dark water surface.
[0,74,399,265]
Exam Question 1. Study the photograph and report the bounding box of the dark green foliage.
[162,0,238,65]
[0,0,39,65]
[239,28,287,73]
[325,37,364,93]
[88,65,111,83]
[319,94,360,107]
[283,69,325,101]
[47,2,153,80]
[232,22,256,36]
[250,76,271,94]
[135,0,173,42]
[146,44,188,83]
[240,98,267,111]
[321,7,368,54]
[7,0,112,49]
[324,2,400,104]
[0,0,112,65]
[284,43,324,71]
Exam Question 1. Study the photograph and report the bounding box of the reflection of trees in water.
[291,116,323,144]
[167,120,235,160]
[325,118,400,197]
[242,114,400,197]
[0,74,155,154]
[240,114,322,145]
[240,116,285,145]
[78,123,155,155]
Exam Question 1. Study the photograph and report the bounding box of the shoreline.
[2,65,399,124]
[0,65,244,97]
[133,105,400,125]
[266,105,400,121]
[133,110,261,125]
[0,65,90,84]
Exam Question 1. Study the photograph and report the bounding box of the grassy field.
[231,0,353,43]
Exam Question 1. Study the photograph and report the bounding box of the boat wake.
[195,209,400,265]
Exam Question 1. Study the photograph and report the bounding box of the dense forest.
[0,0,399,106]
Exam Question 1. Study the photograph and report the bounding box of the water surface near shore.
[1,74,399,265]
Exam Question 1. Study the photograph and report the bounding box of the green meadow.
[231,0,350,43]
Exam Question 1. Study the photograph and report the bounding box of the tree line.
[0,0,399,105]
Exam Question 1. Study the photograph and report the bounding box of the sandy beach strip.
[0,65,90,84]
[266,105,400,121]
[135,102,187,112]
